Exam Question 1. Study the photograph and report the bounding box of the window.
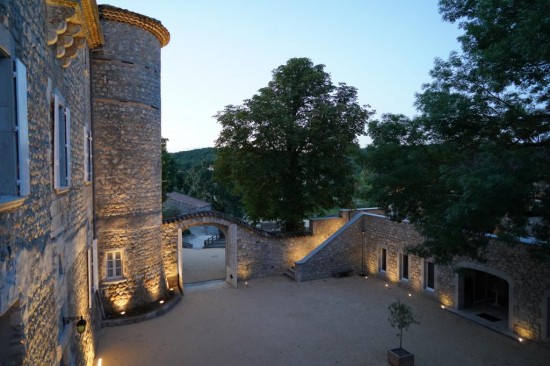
[400,253,409,280]
[424,260,435,290]
[83,126,92,181]
[379,247,387,272]
[0,53,29,205]
[53,94,71,189]
[106,250,123,279]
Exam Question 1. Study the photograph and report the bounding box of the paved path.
[97,276,550,366]
[182,248,225,283]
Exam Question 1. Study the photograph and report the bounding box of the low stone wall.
[293,214,364,281]
[160,212,348,283]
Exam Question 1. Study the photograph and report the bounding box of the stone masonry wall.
[92,16,167,314]
[361,213,550,341]
[161,213,348,284]
[293,214,364,281]
[0,0,99,364]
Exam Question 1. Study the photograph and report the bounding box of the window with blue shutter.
[54,93,71,190]
[0,53,29,205]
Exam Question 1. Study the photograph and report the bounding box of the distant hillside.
[171,147,216,171]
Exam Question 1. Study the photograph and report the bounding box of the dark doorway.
[462,269,509,308]
[458,268,509,330]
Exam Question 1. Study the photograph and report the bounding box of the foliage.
[171,147,216,172]
[388,300,419,349]
[161,138,177,202]
[366,0,550,263]
[167,148,244,217]
[214,58,372,230]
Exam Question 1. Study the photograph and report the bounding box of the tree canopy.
[366,0,550,263]
[215,58,371,230]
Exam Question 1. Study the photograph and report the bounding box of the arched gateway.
[160,211,350,292]
[162,212,245,289]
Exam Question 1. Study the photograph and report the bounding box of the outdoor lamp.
[64,316,87,334]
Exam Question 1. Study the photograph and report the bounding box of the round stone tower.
[91,5,170,314]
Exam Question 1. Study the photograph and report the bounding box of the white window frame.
[83,126,92,182]
[0,54,29,205]
[399,253,409,281]
[105,250,123,279]
[423,259,436,291]
[378,246,388,273]
[53,93,71,189]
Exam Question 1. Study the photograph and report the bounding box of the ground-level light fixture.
[159,300,165,304]
[63,315,87,334]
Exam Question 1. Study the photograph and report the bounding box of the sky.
[103,1,462,152]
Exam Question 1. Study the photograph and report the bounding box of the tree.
[215,58,371,230]
[161,138,177,202]
[366,1,550,263]
[388,300,419,350]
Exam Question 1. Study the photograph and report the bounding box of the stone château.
[0,1,548,365]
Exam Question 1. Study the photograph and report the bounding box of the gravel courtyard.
[97,276,550,366]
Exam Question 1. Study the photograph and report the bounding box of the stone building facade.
[283,211,550,343]
[0,1,169,365]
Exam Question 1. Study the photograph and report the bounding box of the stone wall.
[91,10,168,314]
[161,212,348,284]
[293,214,363,281]
[361,213,550,342]
[0,0,99,364]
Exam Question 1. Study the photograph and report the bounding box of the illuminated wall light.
[159,300,165,304]
[440,305,445,309]
[518,337,523,343]
[169,288,174,291]
[385,283,389,288]
[408,293,412,297]
[245,281,248,286]
[364,276,368,279]
[120,311,126,315]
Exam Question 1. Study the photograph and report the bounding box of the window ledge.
[0,196,26,213]
[55,187,70,195]
[101,277,127,286]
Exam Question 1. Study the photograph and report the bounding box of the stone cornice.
[46,0,104,50]
[81,0,104,48]
[98,5,170,47]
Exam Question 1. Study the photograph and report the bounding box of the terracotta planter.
[388,348,414,366]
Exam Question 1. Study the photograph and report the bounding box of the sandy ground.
[182,248,226,283]
[97,276,550,366]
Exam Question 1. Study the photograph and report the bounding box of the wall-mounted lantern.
[63,316,87,334]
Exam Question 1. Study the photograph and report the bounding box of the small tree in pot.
[387,299,419,366]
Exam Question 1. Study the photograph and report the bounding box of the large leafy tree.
[161,138,177,202]
[215,58,371,230]
[366,0,550,263]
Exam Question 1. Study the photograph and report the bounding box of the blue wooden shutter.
[15,59,29,196]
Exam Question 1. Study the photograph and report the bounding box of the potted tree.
[387,299,419,366]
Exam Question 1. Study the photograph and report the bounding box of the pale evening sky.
[102,1,462,152]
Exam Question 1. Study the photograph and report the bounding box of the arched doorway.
[181,224,226,283]
[456,264,512,332]
[169,213,239,290]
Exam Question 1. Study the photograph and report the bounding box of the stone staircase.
[284,266,296,280]
[204,236,226,249]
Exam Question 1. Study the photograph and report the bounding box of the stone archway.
[163,212,242,291]
[455,262,514,332]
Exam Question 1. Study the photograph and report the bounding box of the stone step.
[204,239,226,249]
[284,267,296,281]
